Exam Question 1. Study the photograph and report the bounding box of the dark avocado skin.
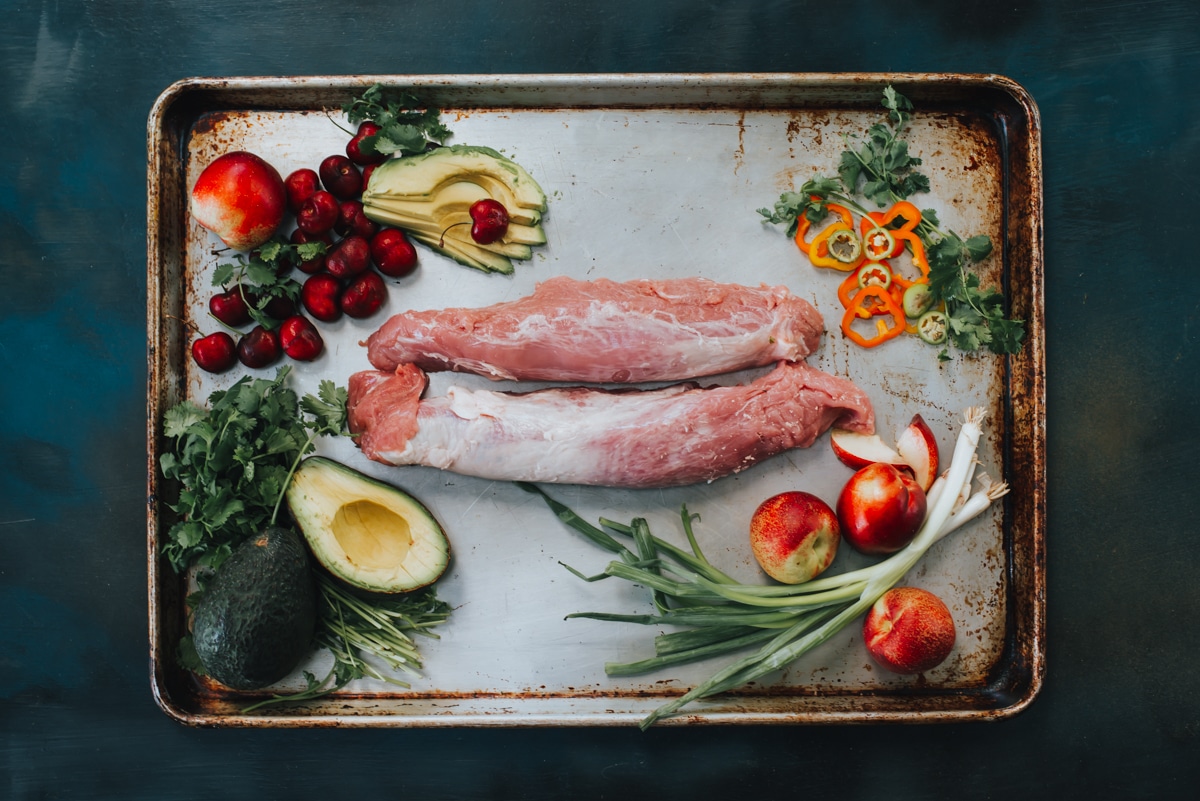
[191,526,316,691]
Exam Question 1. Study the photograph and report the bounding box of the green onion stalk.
[521,407,1008,729]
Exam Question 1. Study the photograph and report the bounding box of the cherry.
[346,121,387,166]
[191,331,237,373]
[283,168,321,214]
[325,235,372,279]
[370,227,418,277]
[301,273,343,323]
[260,293,297,322]
[361,163,378,190]
[289,227,332,274]
[340,271,387,318]
[237,325,282,368]
[335,199,379,239]
[279,315,324,361]
[469,198,509,244]
[319,155,362,200]
[296,190,340,234]
[208,289,251,327]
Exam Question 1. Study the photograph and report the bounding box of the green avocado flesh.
[361,144,548,273]
[286,457,451,594]
[191,526,316,691]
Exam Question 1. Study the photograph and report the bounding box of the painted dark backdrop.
[2,0,1196,798]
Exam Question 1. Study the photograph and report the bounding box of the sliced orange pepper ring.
[882,200,922,232]
[890,229,931,284]
[793,201,855,256]
[841,284,906,348]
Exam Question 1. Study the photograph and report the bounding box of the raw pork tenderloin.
[347,361,874,488]
[365,276,824,383]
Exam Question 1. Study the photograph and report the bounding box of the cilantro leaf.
[341,84,452,158]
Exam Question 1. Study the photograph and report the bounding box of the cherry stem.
[438,220,470,248]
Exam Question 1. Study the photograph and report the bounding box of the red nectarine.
[837,462,927,555]
[190,151,287,251]
[863,586,956,674]
[896,414,940,492]
[749,491,840,584]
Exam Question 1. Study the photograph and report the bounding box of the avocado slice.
[286,457,451,594]
[363,144,547,210]
[364,181,543,226]
[191,526,316,691]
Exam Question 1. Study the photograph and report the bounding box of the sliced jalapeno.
[862,226,897,261]
[916,310,949,345]
[902,283,934,318]
[856,261,892,290]
[826,228,862,264]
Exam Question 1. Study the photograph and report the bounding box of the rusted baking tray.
[146,73,1045,727]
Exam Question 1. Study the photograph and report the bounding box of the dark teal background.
[2,1,1197,798]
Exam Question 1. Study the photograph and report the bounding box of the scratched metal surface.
[147,74,1044,726]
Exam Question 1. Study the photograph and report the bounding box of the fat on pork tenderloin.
[347,360,874,488]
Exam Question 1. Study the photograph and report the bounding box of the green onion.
[520,407,1008,728]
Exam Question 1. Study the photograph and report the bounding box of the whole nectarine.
[863,586,956,674]
[190,151,287,251]
[837,462,927,555]
[749,491,840,584]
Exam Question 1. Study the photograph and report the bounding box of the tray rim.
[146,72,1046,728]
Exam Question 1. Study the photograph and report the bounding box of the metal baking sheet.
[146,73,1045,727]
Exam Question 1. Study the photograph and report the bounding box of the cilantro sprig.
[758,87,1024,357]
[340,83,452,158]
[212,239,322,329]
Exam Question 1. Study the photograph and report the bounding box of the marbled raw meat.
[364,276,824,382]
[347,361,873,488]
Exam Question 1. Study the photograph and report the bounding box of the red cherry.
[468,198,509,244]
[370,227,418,277]
[283,168,321,214]
[361,163,378,190]
[208,289,251,327]
[237,325,282,368]
[261,294,297,322]
[191,332,237,373]
[279,315,324,361]
[289,228,332,274]
[346,121,387,166]
[335,199,379,239]
[319,155,362,200]
[301,273,343,323]
[296,190,340,234]
[325,235,371,279]
[340,271,387,318]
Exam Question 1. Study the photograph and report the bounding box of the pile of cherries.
[191,123,420,374]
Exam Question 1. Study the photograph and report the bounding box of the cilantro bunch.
[758,87,1024,357]
[340,83,452,158]
[159,367,347,573]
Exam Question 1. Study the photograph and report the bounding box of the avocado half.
[286,456,451,594]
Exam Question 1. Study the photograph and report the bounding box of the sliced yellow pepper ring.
[794,202,856,256]
[809,222,865,271]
